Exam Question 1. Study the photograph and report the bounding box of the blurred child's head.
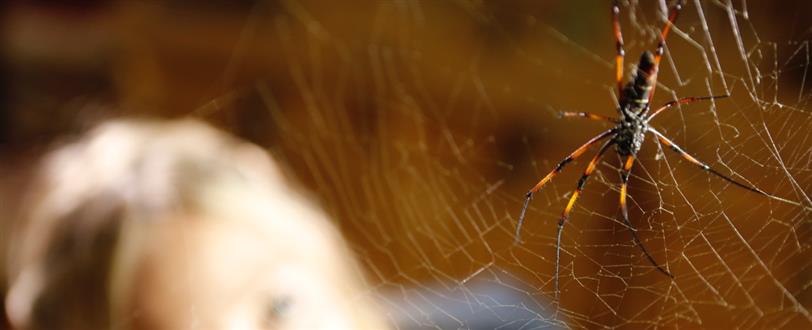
[5,119,385,329]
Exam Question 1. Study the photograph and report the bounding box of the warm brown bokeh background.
[2,0,812,328]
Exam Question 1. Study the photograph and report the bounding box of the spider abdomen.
[614,119,647,156]
[619,51,657,116]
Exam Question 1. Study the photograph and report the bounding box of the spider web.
[199,0,812,328]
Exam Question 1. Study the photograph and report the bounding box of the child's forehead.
[129,214,366,329]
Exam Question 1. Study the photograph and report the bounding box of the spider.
[514,0,769,299]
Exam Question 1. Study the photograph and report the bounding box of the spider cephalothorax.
[614,114,647,156]
[514,0,769,300]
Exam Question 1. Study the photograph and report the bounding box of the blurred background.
[2,0,812,328]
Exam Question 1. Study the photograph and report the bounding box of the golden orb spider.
[514,0,768,299]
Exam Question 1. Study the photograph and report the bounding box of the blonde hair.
[6,119,385,329]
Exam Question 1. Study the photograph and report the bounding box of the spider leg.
[646,0,685,107]
[516,129,616,243]
[619,155,674,278]
[646,94,729,120]
[559,111,618,123]
[554,140,614,299]
[648,128,768,196]
[613,0,625,95]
